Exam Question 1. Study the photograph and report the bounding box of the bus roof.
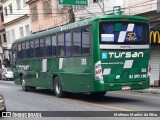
[12,15,149,45]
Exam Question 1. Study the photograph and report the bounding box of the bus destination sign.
[59,0,88,6]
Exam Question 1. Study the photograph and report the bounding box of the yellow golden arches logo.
[150,31,160,44]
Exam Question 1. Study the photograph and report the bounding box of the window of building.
[35,39,40,57]
[9,4,13,14]
[31,6,38,22]
[23,0,27,7]
[19,27,24,38]
[30,40,34,58]
[1,13,4,22]
[3,34,7,42]
[43,0,52,17]
[16,0,21,10]
[52,35,57,56]
[26,41,30,58]
[58,34,65,56]
[82,28,90,54]
[25,24,31,35]
[11,29,15,41]
[65,32,72,56]
[22,42,26,59]
[40,38,44,57]
[45,36,52,57]
[73,29,81,56]
[4,7,8,16]
[6,31,10,42]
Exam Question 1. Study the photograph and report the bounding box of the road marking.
[64,98,133,111]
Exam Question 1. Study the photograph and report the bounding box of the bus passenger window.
[30,41,34,58]
[73,29,81,56]
[58,34,64,56]
[22,42,26,59]
[52,36,57,56]
[26,42,30,58]
[40,38,44,57]
[65,32,72,56]
[18,44,22,59]
[35,39,40,57]
[82,28,90,54]
[45,36,52,57]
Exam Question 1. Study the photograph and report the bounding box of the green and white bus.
[11,15,150,97]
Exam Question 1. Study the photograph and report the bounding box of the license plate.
[122,86,131,90]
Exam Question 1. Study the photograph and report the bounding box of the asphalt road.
[0,80,160,120]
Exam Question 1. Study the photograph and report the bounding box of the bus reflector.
[122,18,128,21]
[95,61,103,80]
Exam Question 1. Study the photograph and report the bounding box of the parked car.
[2,68,14,81]
[0,92,6,114]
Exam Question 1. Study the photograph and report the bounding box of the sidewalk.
[132,87,160,94]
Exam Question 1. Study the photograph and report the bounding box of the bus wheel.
[90,92,106,97]
[54,76,64,98]
[21,79,28,91]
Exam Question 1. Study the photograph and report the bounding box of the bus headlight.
[95,61,103,80]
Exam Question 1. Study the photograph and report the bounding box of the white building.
[1,0,31,60]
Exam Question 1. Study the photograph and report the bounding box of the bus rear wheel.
[54,76,64,98]
[90,92,106,97]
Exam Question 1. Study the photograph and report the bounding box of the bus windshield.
[99,22,149,44]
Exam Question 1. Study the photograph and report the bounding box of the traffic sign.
[59,0,88,6]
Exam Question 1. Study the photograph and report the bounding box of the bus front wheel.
[54,76,64,98]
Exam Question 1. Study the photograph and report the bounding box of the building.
[0,2,5,68]
[1,0,31,66]
[26,0,70,33]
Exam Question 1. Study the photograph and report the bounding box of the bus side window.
[40,38,44,57]
[26,41,30,58]
[58,34,65,56]
[30,40,34,58]
[45,36,52,57]
[65,32,72,56]
[22,42,26,59]
[73,29,81,56]
[35,39,40,58]
[18,43,22,59]
[52,35,57,56]
[82,27,90,54]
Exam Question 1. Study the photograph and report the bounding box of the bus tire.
[21,79,28,91]
[90,92,106,97]
[54,76,64,98]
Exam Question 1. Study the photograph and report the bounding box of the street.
[0,80,160,120]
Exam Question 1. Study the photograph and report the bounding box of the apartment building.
[26,0,70,33]
[1,0,31,64]
[0,2,5,68]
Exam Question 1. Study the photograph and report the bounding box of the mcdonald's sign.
[150,31,160,44]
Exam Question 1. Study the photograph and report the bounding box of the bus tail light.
[95,61,103,80]
[148,60,151,78]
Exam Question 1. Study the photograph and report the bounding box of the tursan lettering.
[109,52,144,58]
